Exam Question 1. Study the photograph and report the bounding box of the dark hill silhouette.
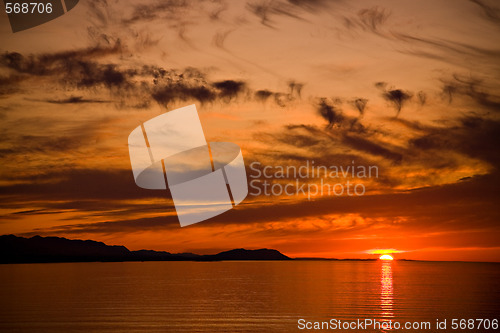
[0,234,130,263]
[0,235,290,264]
[206,248,290,261]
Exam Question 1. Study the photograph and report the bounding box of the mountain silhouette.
[0,235,290,263]
[206,248,290,261]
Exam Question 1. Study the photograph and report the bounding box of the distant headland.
[0,235,291,264]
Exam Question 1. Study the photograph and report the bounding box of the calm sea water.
[0,261,499,332]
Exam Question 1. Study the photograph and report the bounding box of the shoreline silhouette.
[0,235,291,264]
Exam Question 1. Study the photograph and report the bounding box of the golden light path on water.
[380,261,394,331]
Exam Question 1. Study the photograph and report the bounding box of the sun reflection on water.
[380,260,394,330]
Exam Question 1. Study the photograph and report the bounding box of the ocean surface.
[0,261,499,332]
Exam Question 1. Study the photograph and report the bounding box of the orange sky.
[1,0,499,261]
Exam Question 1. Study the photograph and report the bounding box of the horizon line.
[2,234,500,264]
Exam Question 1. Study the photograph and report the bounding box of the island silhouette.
[0,235,291,263]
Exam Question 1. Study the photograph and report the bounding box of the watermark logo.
[128,104,248,227]
[248,161,378,200]
[4,0,80,33]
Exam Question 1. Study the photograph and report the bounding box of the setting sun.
[379,254,394,260]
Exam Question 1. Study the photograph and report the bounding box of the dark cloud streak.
[375,82,412,117]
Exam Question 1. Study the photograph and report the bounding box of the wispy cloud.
[439,74,500,112]
[42,96,111,104]
[470,0,500,27]
[343,6,391,35]
[375,82,413,117]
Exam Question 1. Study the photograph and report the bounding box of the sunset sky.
[1,0,499,261]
